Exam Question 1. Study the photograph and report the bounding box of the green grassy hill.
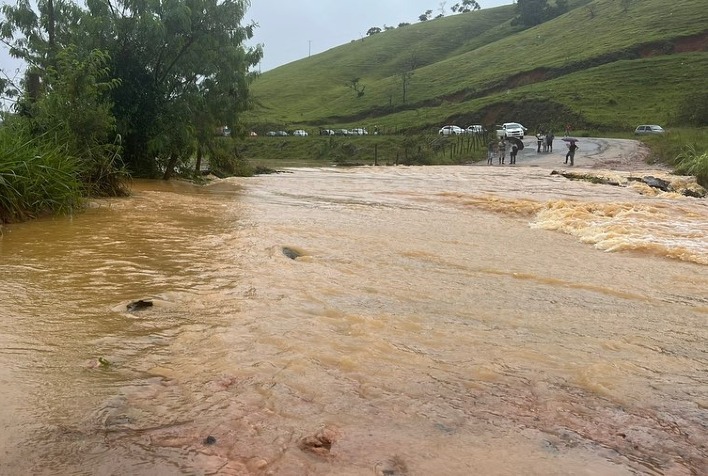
[248,0,708,134]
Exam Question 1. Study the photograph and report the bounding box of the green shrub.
[674,145,708,188]
[207,138,256,177]
[0,123,83,223]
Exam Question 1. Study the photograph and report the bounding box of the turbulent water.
[0,159,706,475]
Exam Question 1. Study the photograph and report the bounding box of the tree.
[346,77,366,98]
[438,1,447,17]
[460,0,481,13]
[452,0,480,13]
[366,26,382,36]
[419,10,432,22]
[514,0,548,27]
[1,0,262,178]
[513,0,568,27]
[0,1,125,193]
[398,54,418,104]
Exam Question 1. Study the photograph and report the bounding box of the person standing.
[487,140,496,165]
[510,143,518,165]
[565,141,578,166]
[536,132,544,153]
[498,139,506,165]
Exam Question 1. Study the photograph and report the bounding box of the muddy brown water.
[1,148,706,475]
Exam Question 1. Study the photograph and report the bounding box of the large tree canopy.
[513,0,569,27]
[1,0,262,177]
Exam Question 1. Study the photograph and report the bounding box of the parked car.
[349,128,368,135]
[497,122,527,139]
[634,125,665,135]
[320,129,335,136]
[335,129,350,136]
[465,125,485,135]
[216,126,231,137]
[266,131,277,136]
[439,125,464,136]
[293,129,309,136]
[276,131,288,136]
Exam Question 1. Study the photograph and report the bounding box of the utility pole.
[308,40,312,58]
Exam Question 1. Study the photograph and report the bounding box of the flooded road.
[1,145,706,475]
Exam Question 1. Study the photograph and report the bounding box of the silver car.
[634,125,665,135]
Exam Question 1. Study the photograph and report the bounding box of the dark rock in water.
[551,170,621,186]
[374,456,409,476]
[204,435,217,445]
[282,247,302,260]
[127,300,153,312]
[683,188,706,198]
[642,176,671,192]
[298,427,338,456]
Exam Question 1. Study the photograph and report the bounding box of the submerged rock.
[550,170,623,186]
[641,175,671,192]
[298,427,339,456]
[374,456,409,476]
[282,247,302,260]
[127,299,153,312]
[682,188,706,198]
[552,170,706,198]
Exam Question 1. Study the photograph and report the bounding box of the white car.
[293,129,309,136]
[497,122,527,139]
[465,125,485,135]
[439,125,464,136]
[634,125,665,135]
[349,128,368,135]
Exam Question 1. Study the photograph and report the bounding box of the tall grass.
[640,128,708,187]
[0,123,83,223]
[674,146,708,188]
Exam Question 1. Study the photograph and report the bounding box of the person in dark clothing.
[510,143,518,164]
[565,141,579,166]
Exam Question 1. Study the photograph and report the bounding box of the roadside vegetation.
[640,129,708,187]
[0,0,261,224]
[0,126,82,223]
[237,133,490,170]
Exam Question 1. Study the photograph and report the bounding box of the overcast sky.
[246,0,512,71]
[0,0,513,77]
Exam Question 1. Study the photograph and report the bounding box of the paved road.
[485,137,656,172]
